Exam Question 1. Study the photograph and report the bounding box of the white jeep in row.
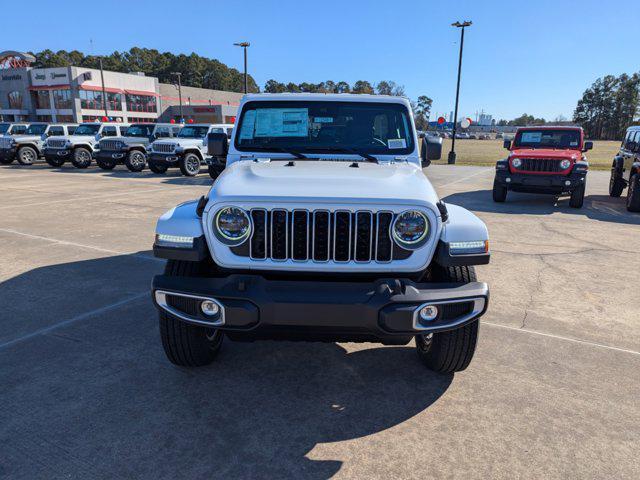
[148,123,233,176]
[44,122,129,168]
[151,94,490,373]
[0,123,77,165]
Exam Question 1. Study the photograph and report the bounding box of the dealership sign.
[30,67,69,86]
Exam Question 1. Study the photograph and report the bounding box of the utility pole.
[233,42,250,93]
[171,72,183,122]
[448,20,472,165]
[99,57,108,119]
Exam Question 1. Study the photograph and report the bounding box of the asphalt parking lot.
[1,163,639,479]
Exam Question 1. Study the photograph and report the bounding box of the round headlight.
[215,207,251,245]
[560,159,571,170]
[511,157,522,168]
[392,210,430,249]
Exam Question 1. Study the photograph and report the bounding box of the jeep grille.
[101,140,123,151]
[516,158,565,173]
[232,209,411,263]
[153,143,175,153]
[0,137,13,148]
[47,139,67,149]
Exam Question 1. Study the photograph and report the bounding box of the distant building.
[478,113,492,126]
[0,50,243,124]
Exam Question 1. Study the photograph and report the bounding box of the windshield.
[178,126,209,138]
[125,124,153,137]
[235,101,415,156]
[0,123,9,134]
[514,129,581,149]
[74,124,101,136]
[25,124,48,135]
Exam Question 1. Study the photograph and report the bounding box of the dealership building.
[0,51,242,124]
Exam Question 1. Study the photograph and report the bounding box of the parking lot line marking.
[0,292,149,352]
[483,321,640,356]
[0,184,200,210]
[437,168,493,188]
[0,227,162,263]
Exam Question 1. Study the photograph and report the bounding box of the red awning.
[29,85,70,91]
[79,84,123,94]
[124,89,159,97]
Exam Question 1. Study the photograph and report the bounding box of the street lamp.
[448,20,472,165]
[233,42,250,94]
[170,72,183,122]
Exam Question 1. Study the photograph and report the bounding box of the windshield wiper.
[300,146,378,163]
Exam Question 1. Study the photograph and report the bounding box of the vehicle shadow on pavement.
[0,252,452,479]
[442,190,640,225]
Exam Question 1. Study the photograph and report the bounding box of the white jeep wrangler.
[0,123,77,165]
[44,122,129,168]
[151,94,490,373]
[148,123,233,176]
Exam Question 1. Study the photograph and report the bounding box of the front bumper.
[96,150,127,162]
[0,147,17,161]
[151,274,489,344]
[44,148,71,160]
[495,168,586,194]
[149,152,180,165]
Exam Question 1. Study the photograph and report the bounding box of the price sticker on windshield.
[388,139,406,149]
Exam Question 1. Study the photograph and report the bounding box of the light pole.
[170,72,183,122]
[99,57,108,119]
[233,42,250,93]
[448,20,472,165]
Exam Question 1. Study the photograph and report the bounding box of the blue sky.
[7,0,639,121]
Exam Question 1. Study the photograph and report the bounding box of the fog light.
[201,300,220,317]
[418,305,439,322]
[506,177,511,183]
[565,180,571,186]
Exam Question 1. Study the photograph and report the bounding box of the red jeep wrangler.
[492,126,592,208]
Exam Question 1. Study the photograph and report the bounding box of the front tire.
[159,259,224,366]
[96,158,116,170]
[148,160,168,174]
[125,150,146,172]
[180,153,201,176]
[46,156,65,167]
[609,164,625,197]
[492,177,507,202]
[17,146,37,165]
[71,147,92,168]
[627,174,640,212]
[415,265,479,373]
[208,164,222,179]
[569,181,585,208]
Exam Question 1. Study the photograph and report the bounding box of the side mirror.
[503,139,511,150]
[208,132,228,157]
[583,141,593,152]
[420,135,442,167]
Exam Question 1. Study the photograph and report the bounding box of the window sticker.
[254,108,309,137]
[521,132,542,143]
[239,110,256,139]
[569,141,578,147]
[388,138,407,149]
[313,117,334,123]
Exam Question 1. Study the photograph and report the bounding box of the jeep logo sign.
[30,67,69,87]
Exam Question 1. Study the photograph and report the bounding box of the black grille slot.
[355,212,373,262]
[271,210,288,260]
[519,158,563,173]
[439,302,473,321]
[250,209,267,259]
[334,211,351,262]
[376,212,393,262]
[292,210,309,260]
[313,211,330,261]
[167,294,200,316]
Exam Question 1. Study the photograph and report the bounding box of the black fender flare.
[631,162,640,177]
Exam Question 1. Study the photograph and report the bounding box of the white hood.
[210,160,440,207]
